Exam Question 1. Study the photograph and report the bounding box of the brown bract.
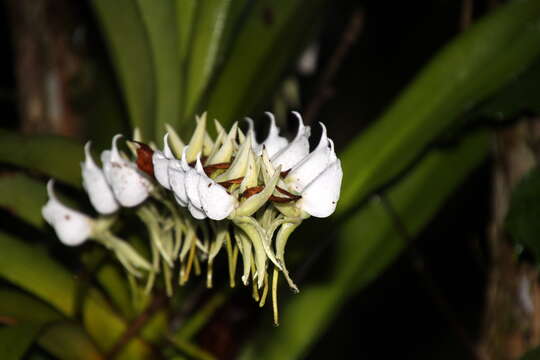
[131,141,154,177]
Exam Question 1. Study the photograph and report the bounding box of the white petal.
[299,159,343,218]
[198,168,234,221]
[184,155,204,210]
[82,142,119,214]
[271,112,310,171]
[286,123,336,193]
[168,159,188,206]
[152,134,174,190]
[261,112,288,157]
[163,133,174,159]
[188,202,207,220]
[42,180,93,246]
[244,117,263,155]
[102,134,151,207]
[101,150,112,182]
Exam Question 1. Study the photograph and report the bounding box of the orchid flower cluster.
[42,112,342,323]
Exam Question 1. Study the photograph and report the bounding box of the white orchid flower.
[296,156,342,218]
[42,180,93,246]
[261,112,289,157]
[81,142,119,215]
[197,158,235,221]
[101,134,151,207]
[271,112,311,171]
[285,123,343,218]
[169,146,190,207]
[152,133,175,190]
[184,155,207,220]
[246,112,288,157]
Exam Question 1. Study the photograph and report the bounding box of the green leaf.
[240,131,489,360]
[0,288,102,360]
[39,322,103,360]
[465,58,540,123]
[0,323,44,360]
[338,0,540,214]
[0,232,152,359]
[176,0,198,67]
[136,0,182,138]
[506,167,540,261]
[0,132,82,187]
[0,174,47,228]
[81,248,134,319]
[203,0,324,129]
[92,0,156,140]
[184,0,233,119]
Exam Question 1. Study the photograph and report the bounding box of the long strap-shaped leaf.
[135,0,182,138]
[176,0,198,68]
[338,0,540,214]
[202,0,324,130]
[92,0,156,140]
[239,131,489,360]
[0,131,83,187]
[0,232,152,359]
[0,173,47,228]
[183,0,233,120]
[0,288,102,360]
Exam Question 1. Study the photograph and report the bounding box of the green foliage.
[136,0,182,138]
[0,174,47,228]
[0,132,83,187]
[92,0,156,140]
[0,289,102,360]
[506,167,540,261]
[239,132,489,360]
[205,0,324,129]
[339,0,540,214]
[0,232,152,359]
[0,323,45,360]
[184,0,233,119]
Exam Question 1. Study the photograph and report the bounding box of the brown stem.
[478,119,540,360]
[106,293,168,360]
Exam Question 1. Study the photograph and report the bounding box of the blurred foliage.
[1,0,540,359]
[506,167,540,262]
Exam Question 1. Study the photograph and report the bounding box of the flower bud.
[102,134,151,207]
[42,180,93,246]
[169,147,190,207]
[261,112,288,157]
[197,161,235,220]
[285,123,336,193]
[184,155,207,219]
[271,112,311,171]
[298,158,343,218]
[81,142,119,215]
[153,134,175,190]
